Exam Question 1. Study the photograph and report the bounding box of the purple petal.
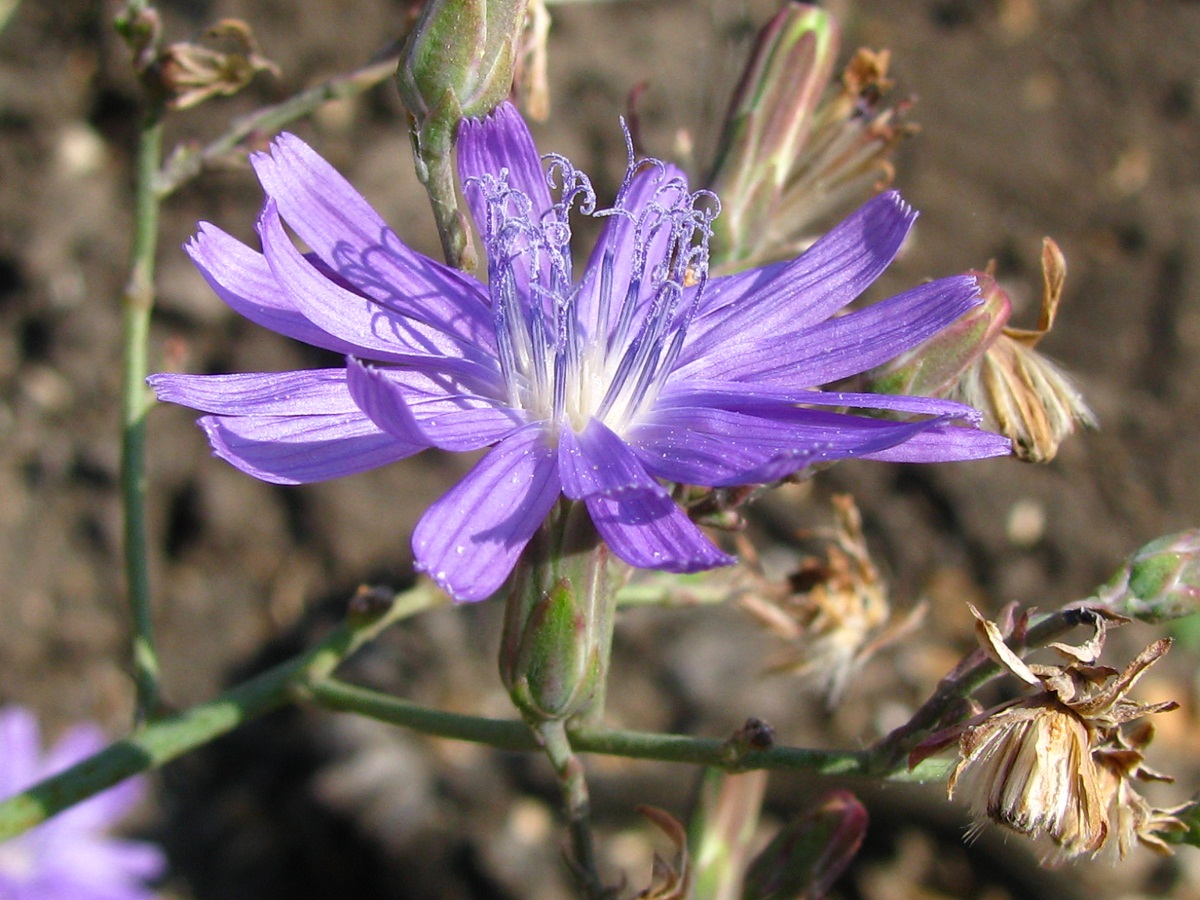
[558,417,657,500]
[251,133,494,343]
[149,369,359,416]
[257,201,499,379]
[200,411,422,485]
[26,840,165,900]
[679,192,916,367]
[584,489,733,572]
[856,424,1012,461]
[346,357,527,451]
[628,406,970,486]
[675,275,982,387]
[574,161,692,342]
[186,223,379,357]
[0,706,41,795]
[658,379,986,424]
[412,424,561,602]
[458,101,553,229]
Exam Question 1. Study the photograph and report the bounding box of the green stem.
[537,719,605,899]
[302,677,952,782]
[155,45,403,199]
[121,107,164,723]
[0,583,442,841]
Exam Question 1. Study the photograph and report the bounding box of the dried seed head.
[708,4,916,272]
[739,495,922,707]
[159,20,279,111]
[951,698,1108,857]
[937,606,1181,861]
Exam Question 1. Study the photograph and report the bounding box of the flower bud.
[499,503,626,724]
[1098,530,1200,623]
[396,0,528,135]
[396,0,529,271]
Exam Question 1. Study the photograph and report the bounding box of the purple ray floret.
[0,707,166,899]
[150,102,1009,602]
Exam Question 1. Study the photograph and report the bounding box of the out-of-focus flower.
[742,790,867,900]
[514,0,551,121]
[916,606,1182,861]
[709,2,916,272]
[0,707,166,899]
[159,19,279,111]
[150,102,1008,602]
[739,494,924,706]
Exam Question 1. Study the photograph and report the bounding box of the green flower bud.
[499,502,627,724]
[1098,530,1200,623]
[396,0,529,271]
[397,0,528,130]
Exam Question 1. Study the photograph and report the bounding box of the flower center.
[470,147,717,443]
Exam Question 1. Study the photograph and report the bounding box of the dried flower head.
[159,19,279,111]
[949,239,1097,462]
[926,606,1181,861]
[739,495,924,706]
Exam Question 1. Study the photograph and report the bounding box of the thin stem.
[301,677,952,782]
[155,45,403,199]
[0,583,442,841]
[537,719,605,899]
[121,104,164,722]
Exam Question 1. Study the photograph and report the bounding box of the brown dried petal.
[634,806,692,900]
[969,604,1040,686]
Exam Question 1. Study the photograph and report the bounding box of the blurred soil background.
[3,0,1200,897]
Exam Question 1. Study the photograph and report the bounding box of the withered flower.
[159,20,279,111]
[864,238,1095,463]
[949,239,1097,462]
[740,495,924,706]
[929,605,1181,861]
[1092,722,1189,860]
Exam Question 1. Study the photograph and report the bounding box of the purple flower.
[0,707,166,899]
[150,103,1008,601]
